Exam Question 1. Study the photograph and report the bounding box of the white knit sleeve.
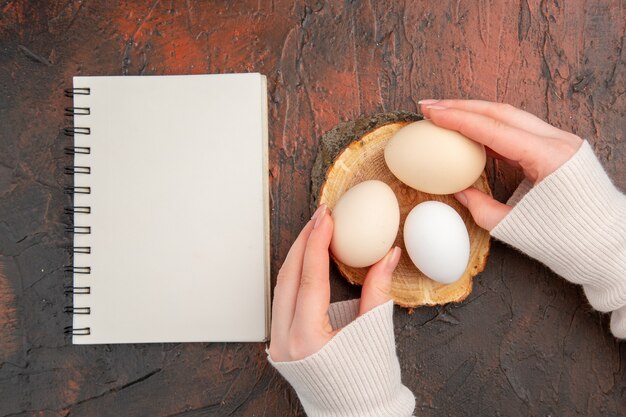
[267,300,416,417]
[491,141,626,338]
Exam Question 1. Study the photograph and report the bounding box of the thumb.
[455,187,512,231]
[359,247,400,316]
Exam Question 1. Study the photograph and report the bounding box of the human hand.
[419,100,583,231]
[269,204,401,362]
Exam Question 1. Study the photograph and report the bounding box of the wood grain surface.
[314,115,492,307]
[0,1,624,416]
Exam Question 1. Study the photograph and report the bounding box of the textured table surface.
[0,1,624,416]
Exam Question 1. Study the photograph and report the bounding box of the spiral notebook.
[65,74,270,344]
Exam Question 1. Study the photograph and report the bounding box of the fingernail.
[313,205,327,228]
[426,105,447,110]
[418,99,439,105]
[311,204,326,221]
[384,247,401,271]
[455,191,468,206]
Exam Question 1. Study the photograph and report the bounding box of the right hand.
[419,100,583,231]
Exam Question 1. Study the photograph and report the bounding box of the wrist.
[268,300,415,417]
[491,141,626,314]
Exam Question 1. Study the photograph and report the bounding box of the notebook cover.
[69,74,269,344]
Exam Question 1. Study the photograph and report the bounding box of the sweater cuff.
[491,141,626,336]
[268,300,415,417]
[610,306,626,338]
[327,299,360,330]
[506,177,533,206]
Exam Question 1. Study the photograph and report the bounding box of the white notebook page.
[71,74,269,344]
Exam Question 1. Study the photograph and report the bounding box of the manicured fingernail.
[384,247,401,271]
[313,205,327,228]
[426,105,447,110]
[311,204,326,220]
[418,99,439,105]
[455,191,468,206]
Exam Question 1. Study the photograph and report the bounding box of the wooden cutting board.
[311,112,491,308]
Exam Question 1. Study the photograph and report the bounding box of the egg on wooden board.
[384,120,486,195]
[330,180,400,268]
[404,201,470,284]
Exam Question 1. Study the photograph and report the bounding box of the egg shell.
[384,120,486,195]
[403,201,470,284]
[330,180,400,268]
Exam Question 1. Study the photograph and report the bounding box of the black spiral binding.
[65,166,91,175]
[64,87,92,337]
[64,186,91,194]
[64,127,91,136]
[64,146,91,155]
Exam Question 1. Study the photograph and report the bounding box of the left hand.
[269,204,402,362]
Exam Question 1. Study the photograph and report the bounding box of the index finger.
[292,209,333,330]
[271,217,315,342]
[427,106,541,163]
[271,205,328,341]
[420,100,567,139]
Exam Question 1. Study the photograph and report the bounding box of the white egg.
[330,180,400,268]
[403,201,469,284]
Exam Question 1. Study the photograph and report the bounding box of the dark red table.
[0,1,624,416]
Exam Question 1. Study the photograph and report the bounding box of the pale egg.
[330,180,400,268]
[384,120,486,194]
[404,201,469,284]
